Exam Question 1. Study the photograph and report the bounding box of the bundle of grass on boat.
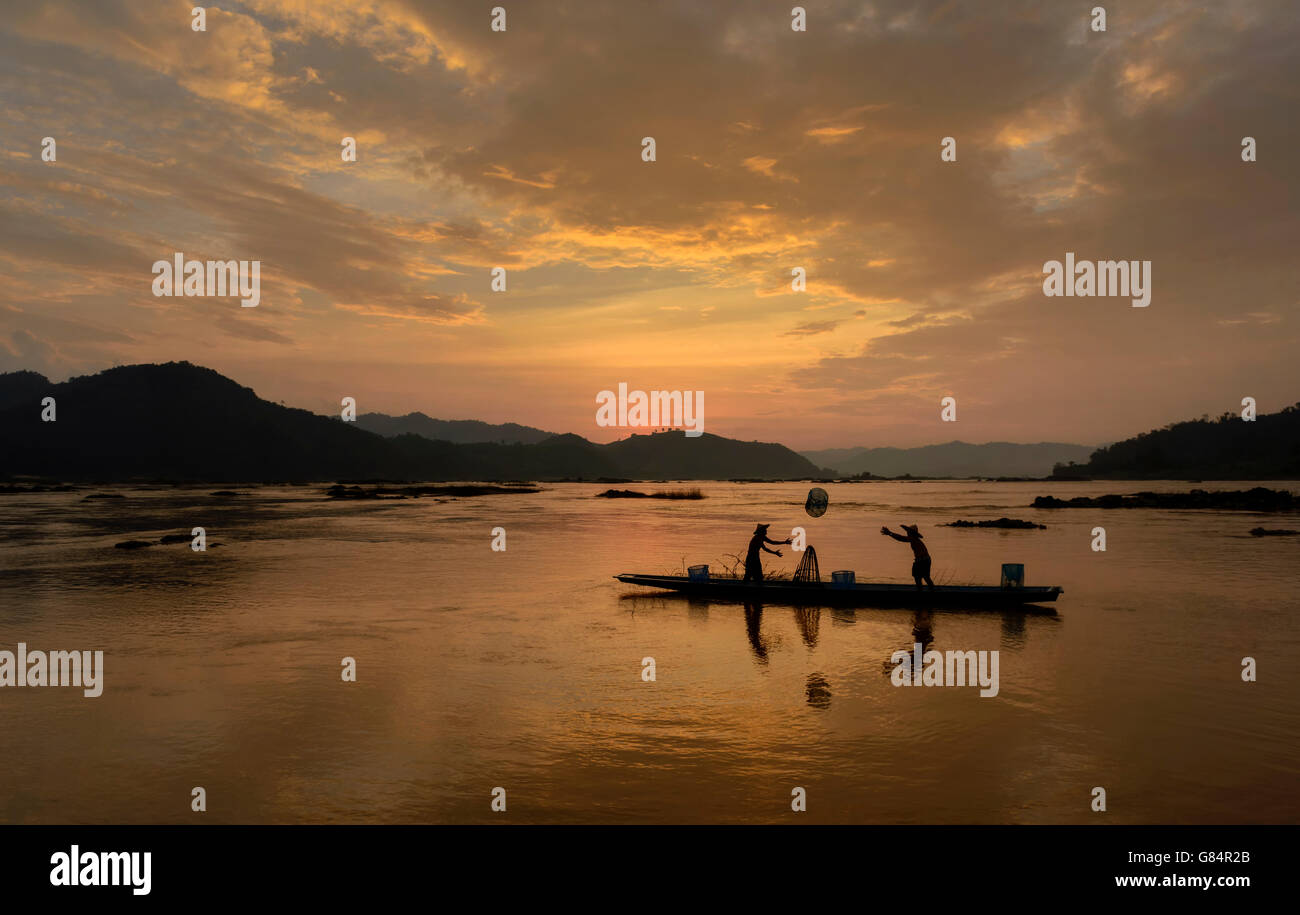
[701,554,793,580]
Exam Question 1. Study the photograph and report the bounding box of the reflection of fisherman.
[881,523,934,590]
[744,523,791,583]
[743,604,770,662]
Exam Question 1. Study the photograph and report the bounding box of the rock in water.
[805,487,829,518]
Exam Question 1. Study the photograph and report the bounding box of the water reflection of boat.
[615,573,1062,609]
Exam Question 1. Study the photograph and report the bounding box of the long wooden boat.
[614,573,1063,608]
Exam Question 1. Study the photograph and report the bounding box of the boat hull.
[615,573,1062,608]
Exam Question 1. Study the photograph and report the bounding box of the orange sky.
[1,0,1296,449]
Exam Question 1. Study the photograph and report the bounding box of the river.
[1,480,1295,823]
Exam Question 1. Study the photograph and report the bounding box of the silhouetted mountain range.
[9,363,1291,483]
[355,412,555,444]
[1049,405,1300,479]
[801,441,1096,478]
[0,363,820,482]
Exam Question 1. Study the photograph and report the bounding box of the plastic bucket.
[1001,563,1025,589]
[830,570,856,589]
[687,564,709,582]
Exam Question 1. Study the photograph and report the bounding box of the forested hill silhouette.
[0,363,820,482]
[1050,405,1300,480]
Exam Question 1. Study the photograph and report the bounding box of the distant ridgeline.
[1049,405,1300,480]
[0,363,821,483]
[354,412,555,445]
[800,441,1096,479]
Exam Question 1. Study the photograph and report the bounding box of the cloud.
[0,329,60,375]
[1,0,1297,446]
[783,320,842,337]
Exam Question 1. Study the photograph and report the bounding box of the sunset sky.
[1,0,1296,449]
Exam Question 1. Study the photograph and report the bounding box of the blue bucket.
[830,570,855,589]
[688,564,709,582]
[1001,563,1025,589]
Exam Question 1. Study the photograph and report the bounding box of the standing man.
[744,523,791,584]
[881,523,934,590]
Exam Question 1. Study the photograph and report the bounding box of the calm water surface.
[1,481,1296,823]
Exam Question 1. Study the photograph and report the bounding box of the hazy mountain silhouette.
[356,411,555,444]
[801,441,1096,478]
[0,363,820,482]
[1049,405,1300,479]
[610,431,816,479]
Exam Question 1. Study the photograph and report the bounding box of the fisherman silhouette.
[881,523,934,589]
[743,523,791,583]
